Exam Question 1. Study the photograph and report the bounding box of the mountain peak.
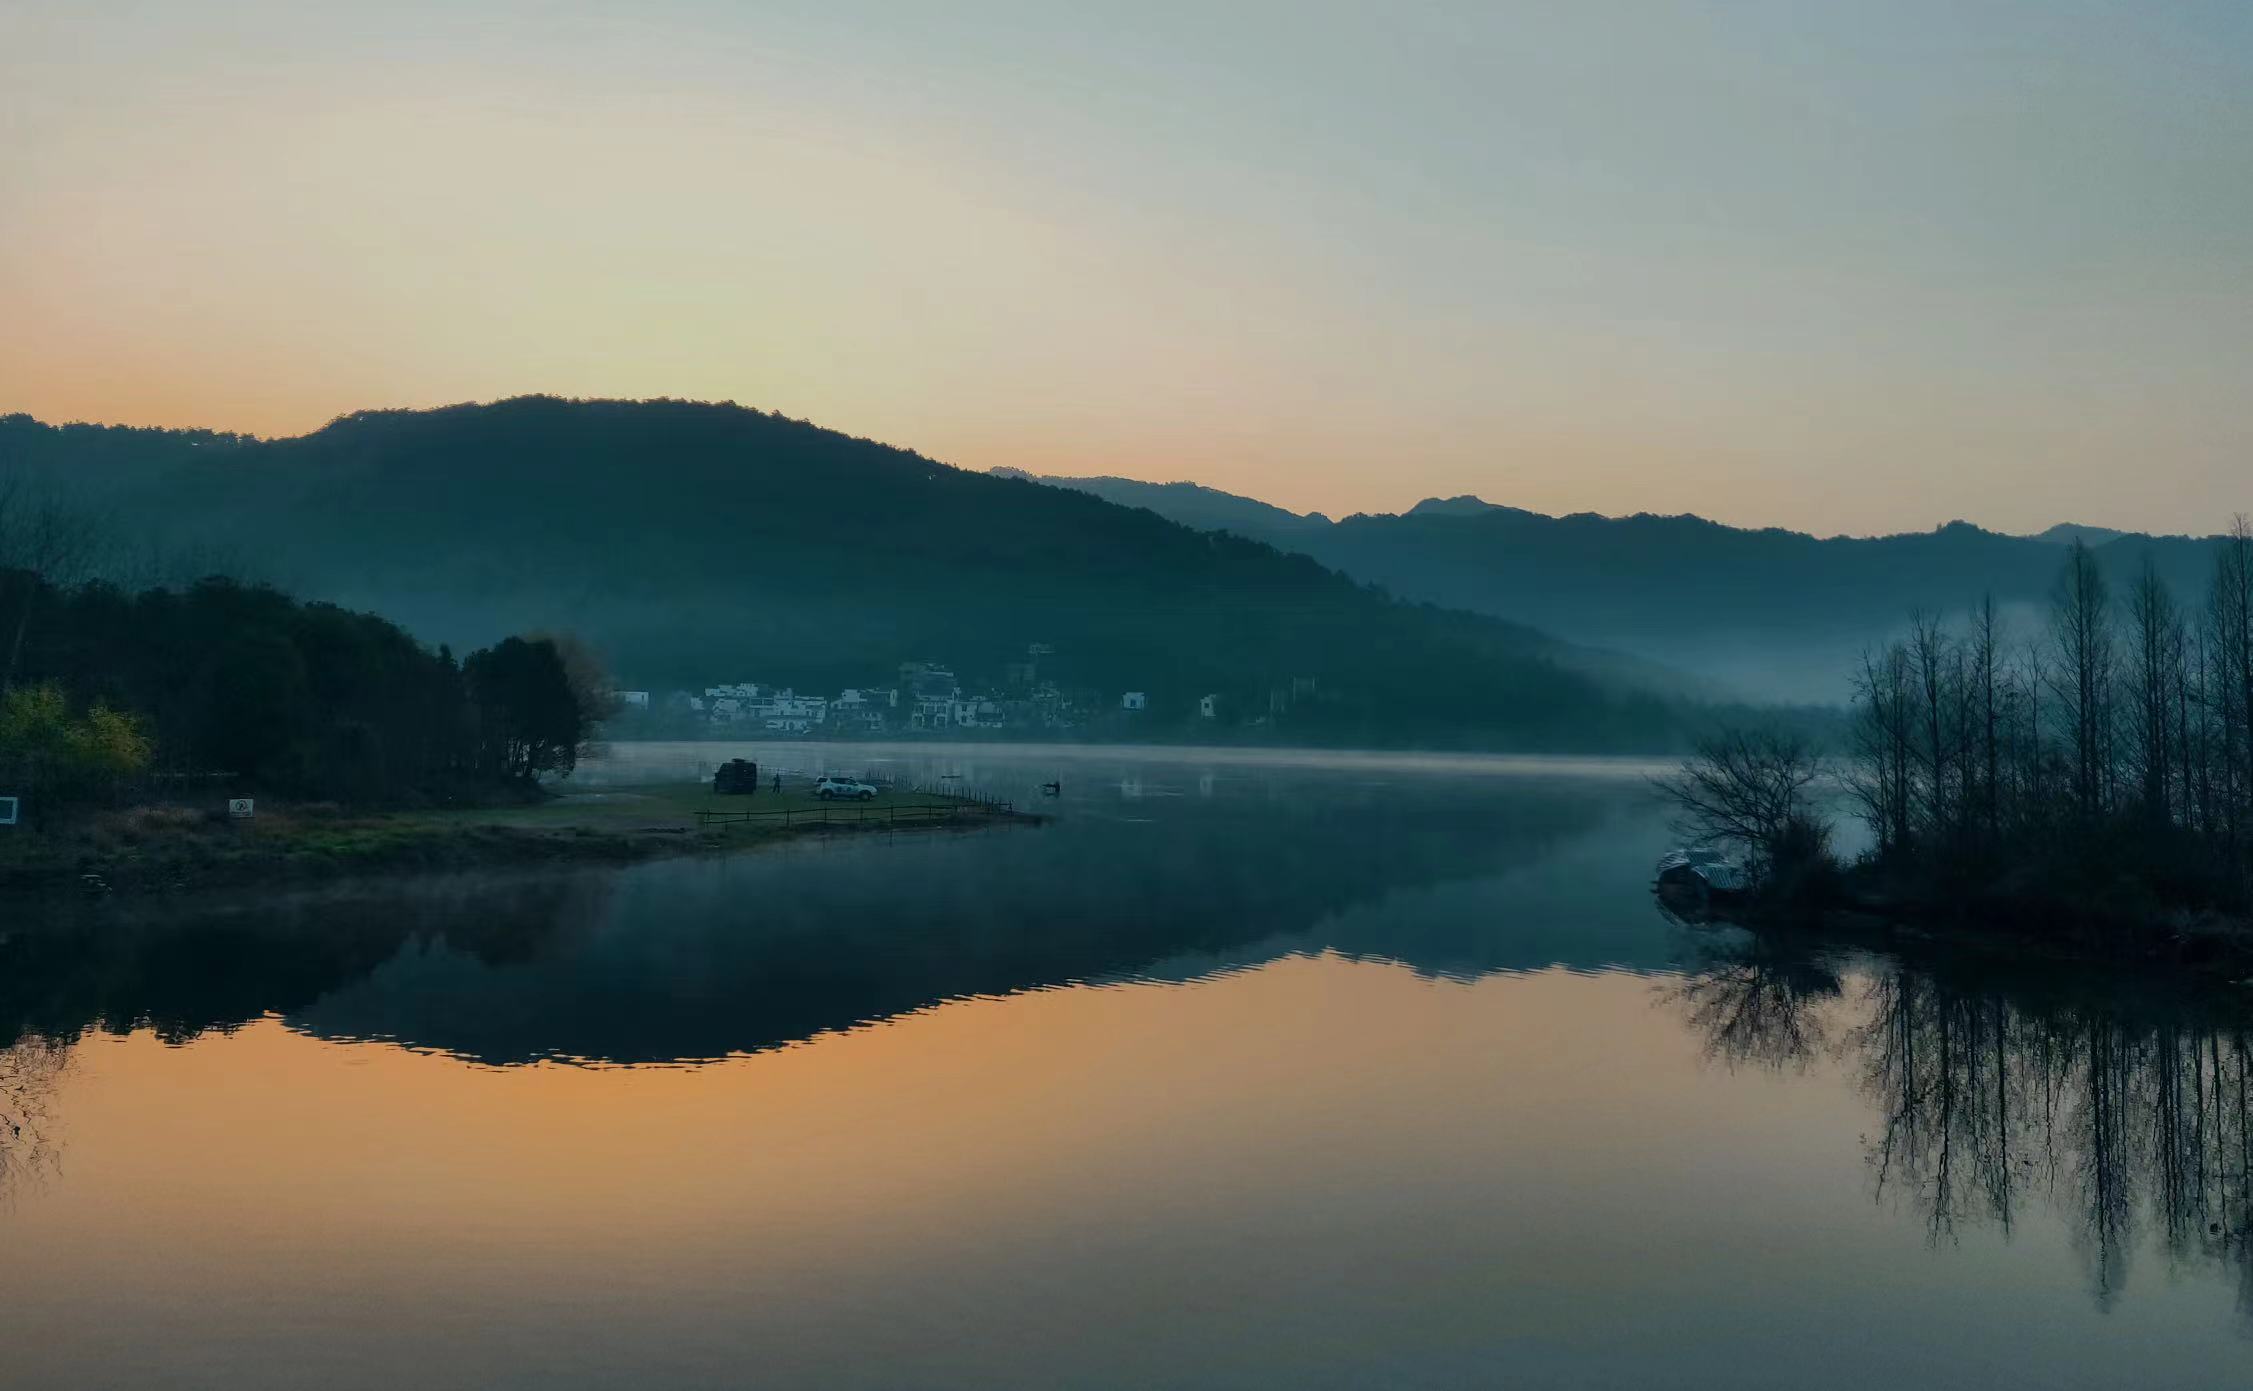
[2029,523,2128,546]
[1406,495,1504,518]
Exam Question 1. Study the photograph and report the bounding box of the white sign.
[0,796,17,827]
[228,798,256,820]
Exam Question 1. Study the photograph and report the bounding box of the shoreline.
[1675,883,2253,985]
[593,737,1679,780]
[0,780,1042,901]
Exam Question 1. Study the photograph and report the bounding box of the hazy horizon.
[6,1,2250,536]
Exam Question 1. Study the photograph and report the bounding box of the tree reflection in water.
[1676,933,2253,1317]
[0,1036,70,1204]
[1667,932,1843,1072]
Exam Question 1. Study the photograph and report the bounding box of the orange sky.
[5,2,2250,535]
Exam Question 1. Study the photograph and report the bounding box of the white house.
[704,682,766,722]
[1121,691,1147,711]
[1198,694,1219,719]
[954,696,1005,730]
[911,694,956,730]
[830,688,889,733]
[758,690,828,733]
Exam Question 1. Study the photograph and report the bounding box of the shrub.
[0,683,153,818]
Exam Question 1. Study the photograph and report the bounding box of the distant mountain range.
[15,396,2210,721]
[1001,472,2232,700]
[0,399,1719,750]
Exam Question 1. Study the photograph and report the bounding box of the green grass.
[2,780,1026,896]
[401,780,975,831]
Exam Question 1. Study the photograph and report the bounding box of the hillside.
[988,467,1334,540]
[1010,472,2231,700]
[0,399,1705,750]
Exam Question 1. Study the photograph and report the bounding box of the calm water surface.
[3,742,2250,1388]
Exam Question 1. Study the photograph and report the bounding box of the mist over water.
[2,744,2248,1388]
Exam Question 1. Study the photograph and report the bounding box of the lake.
[2,741,2249,1389]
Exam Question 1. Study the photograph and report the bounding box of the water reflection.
[0,876,616,1051]
[0,765,1646,1065]
[1677,931,2253,1316]
[1668,933,1843,1072]
[8,750,2253,1381]
[0,1037,68,1202]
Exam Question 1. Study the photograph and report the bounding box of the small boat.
[1654,846,1750,904]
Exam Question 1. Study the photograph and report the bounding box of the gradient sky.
[5,1,2249,536]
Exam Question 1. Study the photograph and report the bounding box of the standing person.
[772,771,782,794]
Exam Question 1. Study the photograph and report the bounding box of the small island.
[1656,521,2253,974]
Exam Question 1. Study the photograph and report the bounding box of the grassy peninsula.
[1,779,1033,897]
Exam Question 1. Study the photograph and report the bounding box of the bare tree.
[2126,558,2184,825]
[2210,517,2253,858]
[1849,641,1916,859]
[1909,610,1958,845]
[2049,540,2116,820]
[1652,728,1825,882]
[1970,595,2003,841]
[0,471,110,691]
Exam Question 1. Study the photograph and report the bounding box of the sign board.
[0,796,17,827]
[228,798,256,820]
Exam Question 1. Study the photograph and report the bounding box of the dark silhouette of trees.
[1827,515,2253,934]
[1676,514,2253,940]
[1849,641,1916,859]
[1651,728,1826,885]
[0,475,108,692]
[2126,559,2185,825]
[0,570,602,809]
[2212,518,2253,859]
[465,637,589,782]
[2052,541,2116,818]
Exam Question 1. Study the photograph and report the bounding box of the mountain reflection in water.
[4,747,2253,1387]
[1,758,1646,1064]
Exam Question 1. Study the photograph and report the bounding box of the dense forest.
[0,398,1720,750]
[0,554,599,820]
[1017,469,2230,702]
[1664,520,2253,947]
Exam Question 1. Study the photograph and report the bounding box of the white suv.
[814,776,878,801]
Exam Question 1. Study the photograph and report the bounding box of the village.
[611,650,1259,740]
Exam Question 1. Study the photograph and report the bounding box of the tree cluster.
[0,569,602,814]
[1846,519,2253,920]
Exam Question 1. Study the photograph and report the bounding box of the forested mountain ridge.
[0,399,1713,750]
[988,467,1334,540]
[1009,471,2233,700]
